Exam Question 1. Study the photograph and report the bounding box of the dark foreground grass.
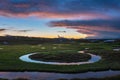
[0,42,120,72]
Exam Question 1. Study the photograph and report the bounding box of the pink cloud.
[49,19,120,38]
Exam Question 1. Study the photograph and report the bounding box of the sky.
[0,0,120,39]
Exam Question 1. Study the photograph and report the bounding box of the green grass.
[0,42,120,72]
[29,51,91,62]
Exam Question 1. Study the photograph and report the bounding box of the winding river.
[0,52,120,80]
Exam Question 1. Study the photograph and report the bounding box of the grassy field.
[29,51,91,62]
[0,42,120,72]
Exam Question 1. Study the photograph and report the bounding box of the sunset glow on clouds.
[50,19,120,38]
[0,0,120,39]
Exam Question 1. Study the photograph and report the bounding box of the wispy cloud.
[57,31,66,33]
[13,30,32,33]
[0,27,32,33]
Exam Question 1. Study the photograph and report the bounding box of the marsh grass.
[0,43,119,72]
[29,52,91,63]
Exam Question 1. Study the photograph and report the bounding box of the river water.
[0,70,120,80]
[19,52,101,65]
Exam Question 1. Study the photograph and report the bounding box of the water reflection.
[0,70,120,80]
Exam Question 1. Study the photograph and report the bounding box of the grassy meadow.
[0,42,120,72]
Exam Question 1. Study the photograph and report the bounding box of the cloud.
[49,19,120,38]
[57,31,66,33]
[0,28,7,32]
[13,29,32,32]
[0,0,120,19]
[0,27,32,33]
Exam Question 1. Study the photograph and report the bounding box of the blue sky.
[0,16,81,38]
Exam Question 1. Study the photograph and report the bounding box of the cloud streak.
[57,31,66,33]
[13,30,32,33]
[0,27,32,33]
